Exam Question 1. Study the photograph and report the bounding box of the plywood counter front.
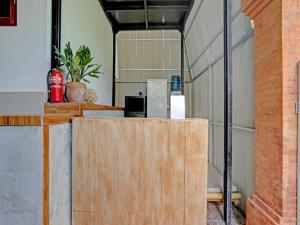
[72,118,208,225]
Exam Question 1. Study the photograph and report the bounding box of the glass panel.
[0,0,11,17]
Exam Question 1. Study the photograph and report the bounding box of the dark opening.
[125,97,146,113]
[0,0,11,17]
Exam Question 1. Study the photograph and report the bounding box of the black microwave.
[125,96,147,117]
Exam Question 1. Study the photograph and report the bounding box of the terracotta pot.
[66,82,87,103]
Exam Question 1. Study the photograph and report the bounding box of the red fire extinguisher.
[47,69,65,103]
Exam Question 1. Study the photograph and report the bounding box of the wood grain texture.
[43,113,75,125]
[207,193,242,206]
[94,119,118,225]
[72,118,208,225]
[72,120,95,212]
[167,121,185,225]
[45,103,81,115]
[138,120,169,225]
[115,120,139,225]
[0,115,41,126]
[0,113,74,126]
[73,211,94,225]
[45,103,124,116]
[81,104,124,111]
[185,120,208,225]
[0,116,9,125]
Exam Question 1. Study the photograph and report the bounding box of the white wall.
[0,0,51,92]
[61,0,113,105]
[185,0,255,211]
[0,0,113,104]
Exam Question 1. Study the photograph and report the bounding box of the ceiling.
[98,0,195,32]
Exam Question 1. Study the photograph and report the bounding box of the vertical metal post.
[51,0,61,69]
[143,0,149,29]
[181,31,185,94]
[223,0,233,224]
[112,32,116,106]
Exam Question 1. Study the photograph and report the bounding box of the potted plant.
[54,42,102,103]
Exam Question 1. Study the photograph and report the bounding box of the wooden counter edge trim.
[0,114,77,126]
[43,114,78,125]
[80,104,124,111]
[0,115,42,126]
[44,103,125,115]
[43,125,50,225]
[44,103,81,116]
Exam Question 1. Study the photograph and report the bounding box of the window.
[0,0,17,26]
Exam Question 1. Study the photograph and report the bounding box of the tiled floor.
[207,202,245,225]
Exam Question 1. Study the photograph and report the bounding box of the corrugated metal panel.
[212,125,255,209]
[191,72,209,118]
[185,0,255,211]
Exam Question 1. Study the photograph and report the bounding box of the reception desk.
[0,109,208,225]
[0,104,124,225]
[72,118,208,225]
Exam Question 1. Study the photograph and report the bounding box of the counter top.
[45,103,124,115]
[0,113,77,126]
[0,103,124,126]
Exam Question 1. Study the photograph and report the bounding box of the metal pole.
[181,31,185,94]
[112,32,116,106]
[51,0,61,69]
[223,0,233,224]
[143,0,149,29]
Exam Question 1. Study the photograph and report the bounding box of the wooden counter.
[0,103,124,126]
[72,118,208,225]
[45,103,124,116]
[0,115,42,126]
[0,102,125,225]
[0,114,76,126]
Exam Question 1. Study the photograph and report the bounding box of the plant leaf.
[54,42,102,82]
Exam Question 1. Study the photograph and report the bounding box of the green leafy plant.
[54,42,102,83]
